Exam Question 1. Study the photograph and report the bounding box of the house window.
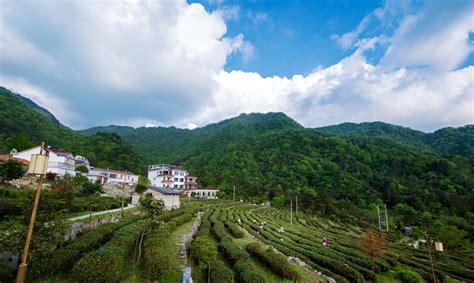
[180,185,184,188]
[110,174,117,179]
[180,178,184,182]
[174,178,178,181]
[174,184,178,188]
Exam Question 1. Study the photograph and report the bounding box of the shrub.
[246,242,300,280]
[218,240,248,265]
[225,220,245,238]
[210,259,234,283]
[28,216,140,279]
[234,259,265,283]
[0,198,22,219]
[395,266,424,283]
[71,219,149,282]
[144,226,178,280]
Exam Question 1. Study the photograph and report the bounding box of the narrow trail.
[67,204,136,221]
[178,212,202,268]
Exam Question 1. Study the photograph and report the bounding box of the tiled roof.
[0,155,29,166]
[148,186,181,195]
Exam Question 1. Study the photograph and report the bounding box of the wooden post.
[16,143,48,283]
[426,232,436,282]
[384,204,389,232]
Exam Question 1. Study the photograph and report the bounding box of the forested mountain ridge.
[81,112,303,163]
[315,121,474,156]
[2,87,474,247]
[0,87,145,173]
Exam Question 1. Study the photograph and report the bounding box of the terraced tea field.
[19,200,473,283]
[199,200,474,283]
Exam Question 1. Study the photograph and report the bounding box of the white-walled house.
[88,167,138,185]
[12,146,76,176]
[185,188,219,199]
[148,164,197,190]
[144,186,180,210]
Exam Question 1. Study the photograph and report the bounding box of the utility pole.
[384,204,389,232]
[376,206,381,231]
[121,173,127,217]
[290,200,293,225]
[233,185,236,201]
[425,232,436,282]
[296,195,298,216]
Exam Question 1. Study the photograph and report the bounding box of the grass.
[376,272,402,283]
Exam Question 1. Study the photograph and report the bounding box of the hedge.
[246,242,300,280]
[143,211,195,280]
[234,259,266,283]
[71,219,150,282]
[395,266,424,283]
[225,220,245,238]
[210,259,234,283]
[143,225,178,280]
[27,216,141,279]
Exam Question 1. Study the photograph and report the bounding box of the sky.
[0,0,473,132]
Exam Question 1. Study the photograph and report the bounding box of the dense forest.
[2,87,473,249]
[315,121,474,156]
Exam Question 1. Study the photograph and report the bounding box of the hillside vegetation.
[0,87,145,173]
[315,121,474,156]
[2,86,473,252]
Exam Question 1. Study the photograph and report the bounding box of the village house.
[148,164,198,190]
[185,188,219,199]
[142,186,180,210]
[12,146,76,177]
[88,167,138,185]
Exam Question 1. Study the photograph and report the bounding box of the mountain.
[2,86,474,228]
[81,112,302,163]
[315,121,474,156]
[0,87,146,173]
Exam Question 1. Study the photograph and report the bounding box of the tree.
[75,165,89,175]
[79,181,103,196]
[135,175,150,194]
[0,160,25,183]
[271,196,284,208]
[139,193,164,219]
[361,229,387,272]
[5,133,35,151]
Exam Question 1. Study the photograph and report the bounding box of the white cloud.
[380,0,474,71]
[0,75,77,125]
[0,0,472,132]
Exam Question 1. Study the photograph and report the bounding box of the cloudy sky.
[0,0,473,131]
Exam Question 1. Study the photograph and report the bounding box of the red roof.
[0,155,30,166]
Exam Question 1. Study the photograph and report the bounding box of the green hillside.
[0,87,145,173]
[315,121,474,156]
[2,87,473,250]
[82,112,474,237]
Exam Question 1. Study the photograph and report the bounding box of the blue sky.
[197,0,385,76]
[0,0,473,131]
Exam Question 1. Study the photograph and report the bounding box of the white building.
[185,188,219,199]
[12,146,76,176]
[144,186,180,210]
[88,167,138,185]
[148,164,198,190]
